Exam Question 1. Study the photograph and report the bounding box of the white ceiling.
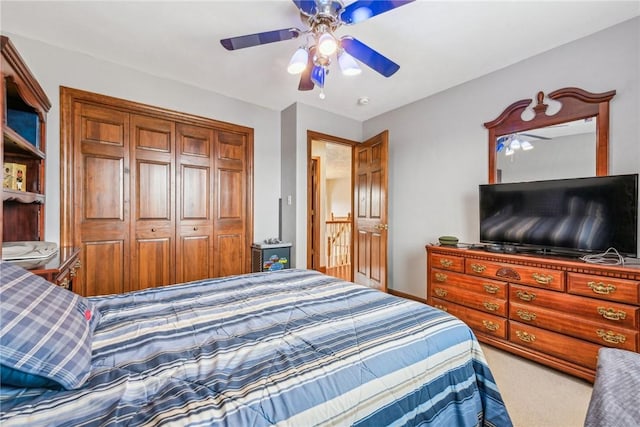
[1,1,638,121]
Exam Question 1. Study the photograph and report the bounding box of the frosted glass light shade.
[505,147,515,156]
[287,48,308,74]
[318,33,337,56]
[338,52,361,76]
[521,141,534,150]
[510,139,521,150]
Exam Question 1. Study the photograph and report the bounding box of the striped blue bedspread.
[1,269,512,426]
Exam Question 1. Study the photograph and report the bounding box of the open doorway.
[307,131,356,282]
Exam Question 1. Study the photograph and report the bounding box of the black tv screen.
[479,174,638,257]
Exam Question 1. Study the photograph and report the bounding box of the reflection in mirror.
[484,87,616,184]
[496,118,596,183]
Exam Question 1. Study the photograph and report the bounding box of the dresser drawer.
[430,253,464,272]
[431,281,507,316]
[567,272,640,304]
[465,259,565,291]
[431,269,507,299]
[509,322,601,370]
[510,301,638,351]
[432,298,507,339]
[510,284,639,329]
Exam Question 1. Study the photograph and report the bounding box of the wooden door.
[309,157,321,270]
[130,114,175,290]
[213,130,250,277]
[176,123,214,283]
[353,131,388,291]
[74,103,130,296]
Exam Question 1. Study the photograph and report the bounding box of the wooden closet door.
[176,123,214,283]
[214,131,249,277]
[74,103,130,296]
[130,114,175,290]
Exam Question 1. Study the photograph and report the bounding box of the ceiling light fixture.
[317,32,338,56]
[496,134,534,155]
[220,0,416,98]
[287,47,308,74]
[338,51,361,76]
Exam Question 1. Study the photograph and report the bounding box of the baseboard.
[388,289,426,304]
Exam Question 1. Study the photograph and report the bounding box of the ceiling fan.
[220,0,415,96]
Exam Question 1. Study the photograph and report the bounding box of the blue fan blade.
[292,0,317,15]
[341,0,415,24]
[311,66,325,88]
[220,28,301,50]
[341,37,400,77]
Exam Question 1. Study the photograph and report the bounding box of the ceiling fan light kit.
[220,0,415,97]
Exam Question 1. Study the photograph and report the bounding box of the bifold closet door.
[74,103,131,296]
[130,114,176,290]
[62,87,254,296]
[176,123,215,283]
[213,130,250,277]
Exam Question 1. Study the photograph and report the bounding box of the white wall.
[327,178,351,218]
[4,33,282,245]
[363,17,640,298]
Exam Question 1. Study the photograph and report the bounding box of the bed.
[1,263,512,426]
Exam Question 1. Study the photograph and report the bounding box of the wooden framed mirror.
[484,87,616,184]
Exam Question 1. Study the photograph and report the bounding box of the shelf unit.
[1,35,51,247]
[1,36,81,290]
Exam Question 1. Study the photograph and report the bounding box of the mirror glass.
[496,118,596,183]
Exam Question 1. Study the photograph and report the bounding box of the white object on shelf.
[2,241,57,260]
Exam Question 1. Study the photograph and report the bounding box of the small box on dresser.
[426,244,640,382]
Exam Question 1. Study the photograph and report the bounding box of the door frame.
[306,130,357,278]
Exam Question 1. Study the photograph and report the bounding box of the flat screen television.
[479,174,638,257]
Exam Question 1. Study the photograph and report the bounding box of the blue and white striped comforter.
[1,269,512,426]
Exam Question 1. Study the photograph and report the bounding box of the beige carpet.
[481,344,593,427]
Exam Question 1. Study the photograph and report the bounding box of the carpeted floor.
[481,344,593,427]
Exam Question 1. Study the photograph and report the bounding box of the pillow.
[0,262,100,390]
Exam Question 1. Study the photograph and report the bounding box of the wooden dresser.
[426,244,640,382]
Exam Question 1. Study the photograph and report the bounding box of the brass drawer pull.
[483,302,499,312]
[516,330,536,343]
[597,307,627,321]
[482,320,499,332]
[470,263,487,274]
[434,272,447,282]
[434,288,448,297]
[439,259,453,268]
[483,284,499,294]
[517,310,537,321]
[516,290,536,302]
[58,278,70,289]
[532,272,553,285]
[434,304,448,312]
[588,281,616,295]
[596,329,626,344]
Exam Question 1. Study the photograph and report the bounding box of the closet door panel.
[135,234,172,289]
[216,234,244,277]
[177,228,212,283]
[181,165,209,219]
[137,161,171,220]
[76,103,130,296]
[176,124,214,280]
[214,131,248,277]
[131,115,175,290]
[83,240,125,296]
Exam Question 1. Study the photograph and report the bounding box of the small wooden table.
[9,246,81,291]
